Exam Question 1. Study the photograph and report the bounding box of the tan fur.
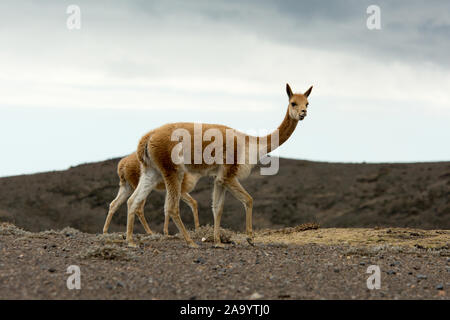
[126,84,313,247]
[103,152,200,235]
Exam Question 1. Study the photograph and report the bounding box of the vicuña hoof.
[128,241,138,248]
[246,237,255,246]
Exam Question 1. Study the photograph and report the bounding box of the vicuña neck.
[258,108,298,155]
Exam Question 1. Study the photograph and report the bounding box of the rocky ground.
[0,223,448,300]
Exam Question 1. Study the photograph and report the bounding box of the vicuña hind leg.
[182,193,200,231]
[163,209,170,236]
[163,192,199,235]
[224,177,254,244]
[103,182,132,234]
[164,173,197,248]
[126,169,160,247]
[136,200,153,234]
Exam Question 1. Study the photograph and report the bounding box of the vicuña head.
[286,83,313,121]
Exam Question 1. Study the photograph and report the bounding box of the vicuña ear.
[286,83,293,99]
[304,85,313,98]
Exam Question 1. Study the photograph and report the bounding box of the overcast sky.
[1,0,449,177]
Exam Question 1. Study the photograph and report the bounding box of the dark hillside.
[0,158,449,233]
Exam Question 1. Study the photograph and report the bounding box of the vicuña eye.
[291,102,297,107]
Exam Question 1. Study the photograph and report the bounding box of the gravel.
[0,230,449,300]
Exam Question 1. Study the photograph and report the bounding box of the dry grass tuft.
[0,222,31,236]
[256,227,450,249]
[186,225,235,243]
[259,222,320,235]
[96,232,126,243]
[139,233,164,242]
[96,232,164,246]
[16,227,83,239]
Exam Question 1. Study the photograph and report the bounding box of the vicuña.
[126,83,313,247]
[103,152,201,236]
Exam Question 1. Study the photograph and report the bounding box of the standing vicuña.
[126,83,313,248]
[103,152,200,235]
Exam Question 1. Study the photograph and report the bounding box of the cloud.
[130,0,450,67]
[0,0,449,176]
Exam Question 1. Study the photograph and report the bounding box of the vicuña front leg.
[212,179,227,247]
[225,177,254,245]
